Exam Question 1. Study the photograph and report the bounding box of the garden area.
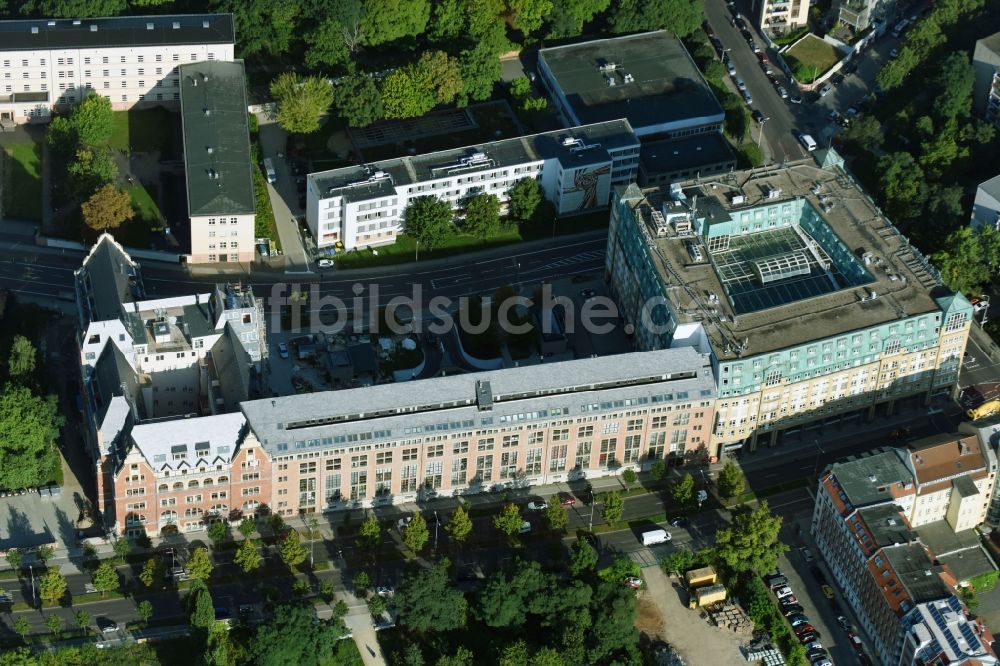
[784,34,844,84]
[1,135,43,221]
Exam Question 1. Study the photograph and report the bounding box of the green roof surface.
[179,60,255,217]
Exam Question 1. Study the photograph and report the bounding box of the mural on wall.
[561,163,611,212]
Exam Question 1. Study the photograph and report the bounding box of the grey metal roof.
[883,543,949,604]
[130,411,246,469]
[978,174,1000,204]
[858,505,917,549]
[78,234,141,323]
[829,448,914,507]
[179,60,255,217]
[311,119,638,199]
[241,346,715,456]
[977,31,1000,58]
[0,13,233,51]
[640,132,736,176]
[539,31,725,130]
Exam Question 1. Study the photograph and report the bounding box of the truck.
[685,566,726,609]
[967,399,1000,421]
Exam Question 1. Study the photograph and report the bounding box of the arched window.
[160,510,177,524]
[158,484,168,492]
[218,476,229,484]
[173,482,183,490]
[188,480,199,489]
[203,478,214,487]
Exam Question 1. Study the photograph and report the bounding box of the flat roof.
[310,119,638,202]
[640,133,736,176]
[858,505,917,548]
[241,346,715,457]
[616,159,954,359]
[829,448,914,507]
[0,13,233,51]
[539,31,724,130]
[179,60,255,217]
[884,543,950,604]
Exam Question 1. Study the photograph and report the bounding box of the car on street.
[799,547,814,561]
[818,84,832,97]
[811,660,832,666]
[397,516,412,531]
[790,616,811,627]
[760,62,773,75]
[845,106,859,118]
[777,86,788,99]
[821,584,835,600]
[752,110,766,124]
[749,40,761,53]
[779,594,798,605]
[527,501,548,512]
[828,110,840,121]
[782,604,804,616]
[624,576,643,589]
[793,624,816,637]
[277,342,289,359]
[735,78,747,91]
[849,633,865,653]
[837,616,852,631]
[669,516,689,527]
[807,647,828,659]
[890,48,899,58]
[775,586,794,598]
[757,52,768,64]
[559,493,576,506]
[317,259,334,268]
[789,95,802,104]
[741,90,753,104]
[518,520,532,534]
[798,632,817,644]
[376,586,395,598]
[804,641,822,651]
[97,617,118,633]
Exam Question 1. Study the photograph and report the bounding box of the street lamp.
[28,564,35,608]
[589,491,596,531]
[756,116,770,149]
[308,517,318,568]
[414,240,420,262]
[434,510,439,551]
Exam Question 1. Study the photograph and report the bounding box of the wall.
[189,213,255,263]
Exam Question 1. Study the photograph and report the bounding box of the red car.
[559,493,576,506]
[793,624,815,636]
[757,52,768,64]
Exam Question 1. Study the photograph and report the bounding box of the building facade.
[837,0,898,32]
[753,0,810,37]
[306,121,639,251]
[0,13,233,124]
[605,159,972,457]
[973,32,1000,129]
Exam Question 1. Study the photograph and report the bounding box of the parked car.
[624,576,643,589]
[775,586,794,598]
[779,594,798,605]
[97,617,118,634]
[558,493,576,506]
[741,90,753,104]
[821,585,836,600]
[789,95,803,104]
[799,547,814,562]
[669,517,689,527]
[789,615,811,627]
[828,110,841,122]
[735,78,747,91]
[798,632,817,644]
[837,616,853,632]
[752,110,766,124]
[818,84,832,97]
[777,86,789,99]
[811,660,832,666]
[849,633,864,654]
[804,641,823,651]
[782,605,804,616]
[807,648,828,660]
[376,586,395,598]
[527,501,548,512]
[277,342,289,359]
[317,259,334,268]
[793,624,816,636]
[889,48,899,58]
[757,52,768,64]
[397,516,412,531]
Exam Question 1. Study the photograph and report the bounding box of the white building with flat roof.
[0,13,233,124]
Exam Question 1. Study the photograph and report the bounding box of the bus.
[967,399,1000,421]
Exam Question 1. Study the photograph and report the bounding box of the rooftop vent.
[30,26,38,34]
[89,24,97,32]
[599,62,619,72]
[622,72,634,83]
[868,474,878,483]
[605,75,616,87]
[146,22,154,30]
[731,194,746,205]
[203,108,210,116]
[206,147,213,154]
[172,21,180,29]
[767,187,782,200]
[201,73,209,82]
[562,137,581,148]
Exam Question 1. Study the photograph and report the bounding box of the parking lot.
[0,485,84,558]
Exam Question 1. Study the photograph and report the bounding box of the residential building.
[306,120,639,251]
[970,173,1000,230]
[812,445,997,665]
[638,132,736,187]
[973,32,1000,128]
[537,31,725,139]
[179,60,255,264]
[74,234,265,532]
[753,0,810,37]
[837,0,898,32]
[959,417,1000,526]
[605,156,973,458]
[0,13,233,123]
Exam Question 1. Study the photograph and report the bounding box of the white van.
[798,133,817,152]
[641,528,671,546]
[263,158,277,184]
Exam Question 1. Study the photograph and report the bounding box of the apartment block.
[74,235,265,532]
[0,13,233,124]
[306,120,639,251]
[179,60,255,264]
[973,32,1000,129]
[754,0,810,37]
[605,158,972,458]
[971,174,1000,231]
[837,0,898,32]
[812,446,997,665]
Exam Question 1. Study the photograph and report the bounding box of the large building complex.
[0,13,233,124]
[752,0,810,37]
[74,234,266,533]
[306,120,639,251]
[179,60,255,264]
[973,32,1000,129]
[605,156,973,456]
[537,31,725,139]
[812,438,998,665]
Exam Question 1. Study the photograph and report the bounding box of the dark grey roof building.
[0,13,233,51]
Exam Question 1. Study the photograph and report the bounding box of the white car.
[818,84,832,97]
[777,86,788,99]
[775,586,794,598]
[736,78,747,92]
[518,521,532,534]
[317,258,334,268]
[277,342,289,359]
[527,501,548,512]
[375,586,394,598]
[828,110,840,121]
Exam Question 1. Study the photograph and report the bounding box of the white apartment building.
[755,0,810,36]
[306,120,639,251]
[0,13,233,123]
[179,60,256,264]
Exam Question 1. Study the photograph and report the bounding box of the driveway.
[256,116,312,272]
[638,564,746,665]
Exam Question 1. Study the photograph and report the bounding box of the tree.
[367,594,387,619]
[238,517,257,539]
[70,93,114,147]
[445,506,473,546]
[458,23,508,103]
[361,0,431,46]
[507,177,544,222]
[136,600,154,626]
[304,17,351,69]
[234,539,263,574]
[36,544,54,564]
[717,460,745,500]
[650,459,667,483]
[960,585,980,612]
[601,491,623,524]
[621,468,638,487]
[81,184,134,232]
[45,613,62,636]
[270,73,334,135]
[933,225,1000,294]
[187,547,214,581]
[475,559,548,627]
[75,610,90,633]
[931,53,974,122]
[39,568,67,605]
[493,502,524,536]
[877,152,927,220]
[279,530,308,568]
[207,521,228,545]
[188,580,216,631]
[876,45,920,91]
[429,0,465,41]
[507,0,554,32]
[92,560,119,597]
[418,51,464,105]
[47,116,77,156]
[249,602,350,665]
[210,0,299,57]
[7,336,36,385]
[359,514,382,551]
[588,581,640,662]
[404,196,455,249]
[353,570,371,593]
[546,0,610,38]
[545,502,569,531]
[266,513,286,536]
[500,640,530,666]
[67,148,119,198]
[462,193,502,240]
[6,549,22,571]
[14,615,29,640]
[381,68,437,119]
[569,537,599,576]
[0,387,63,490]
[112,537,130,563]
[395,558,468,632]
[714,500,789,575]
[841,115,883,149]
[403,513,430,552]
[673,473,696,508]
[23,0,127,18]
[608,0,703,37]
[332,75,383,128]
[139,556,161,588]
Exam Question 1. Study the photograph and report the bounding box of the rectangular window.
[574,441,592,470]
[502,434,519,448]
[427,444,444,458]
[578,425,594,438]
[400,465,417,493]
[552,429,569,441]
[549,445,567,472]
[599,438,618,466]
[475,455,494,482]
[375,451,392,465]
[525,448,542,475]
[350,471,368,500]
[451,458,468,486]
[623,435,641,463]
[425,461,443,489]
[402,448,418,461]
[477,438,495,451]
[500,451,518,479]
[453,441,469,454]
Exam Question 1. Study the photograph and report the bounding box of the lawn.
[2,139,43,220]
[126,183,161,222]
[112,183,163,248]
[785,34,844,83]
[107,107,177,157]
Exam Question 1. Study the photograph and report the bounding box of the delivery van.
[641,528,671,546]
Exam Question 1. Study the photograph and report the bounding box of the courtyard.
[784,34,845,84]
